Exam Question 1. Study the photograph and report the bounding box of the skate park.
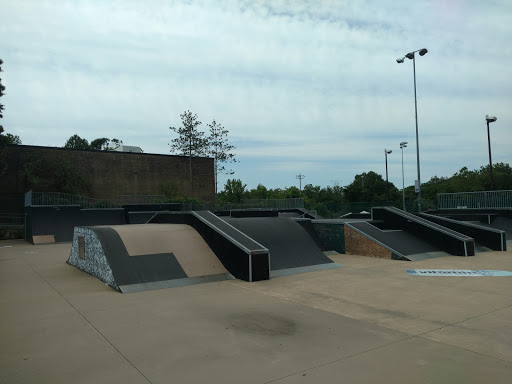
[20,190,511,294]
[1,188,512,383]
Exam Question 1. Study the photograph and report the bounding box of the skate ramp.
[418,213,506,251]
[372,207,475,256]
[149,211,270,282]
[67,224,233,293]
[344,221,450,261]
[221,214,339,277]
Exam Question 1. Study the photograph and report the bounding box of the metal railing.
[437,190,512,209]
[241,198,304,209]
[28,192,118,209]
[0,214,24,226]
[116,195,166,205]
[24,192,304,212]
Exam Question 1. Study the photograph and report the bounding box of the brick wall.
[344,225,392,259]
[1,145,215,201]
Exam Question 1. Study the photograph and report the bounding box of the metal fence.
[27,192,119,209]
[437,190,512,209]
[241,198,304,209]
[0,214,24,226]
[196,198,305,212]
[311,199,438,218]
[24,192,304,211]
[116,195,166,205]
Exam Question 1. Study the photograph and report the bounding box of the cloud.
[1,0,511,191]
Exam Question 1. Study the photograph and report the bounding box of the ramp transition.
[372,206,475,256]
[344,221,450,261]
[67,224,234,293]
[222,214,339,277]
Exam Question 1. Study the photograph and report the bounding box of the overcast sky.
[2,0,511,192]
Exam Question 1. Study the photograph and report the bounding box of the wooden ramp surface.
[109,224,228,278]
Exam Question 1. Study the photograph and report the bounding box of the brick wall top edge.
[6,144,213,160]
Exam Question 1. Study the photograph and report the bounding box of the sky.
[1,0,511,192]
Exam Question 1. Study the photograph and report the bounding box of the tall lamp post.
[384,149,392,201]
[397,48,428,212]
[400,141,408,211]
[485,115,497,190]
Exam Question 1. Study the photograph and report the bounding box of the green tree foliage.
[63,135,123,150]
[344,171,399,202]
[218,179,246,203]
[169,110,207,197]
[64,134,90,150]
[422,163,512,200]
[207,119,236,194]
[0,127,21,146]
[89,137,122,151]
[0,59,22,147]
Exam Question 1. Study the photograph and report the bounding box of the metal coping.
[345,222,406,260]
[379,207,473,242]
[192,211,269,256]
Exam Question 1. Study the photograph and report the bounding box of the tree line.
[213,163,512,216]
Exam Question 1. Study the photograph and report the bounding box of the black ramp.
[149,211,270,282]
[223,215,335,271]
[372,206,475,256]
[92,227,187,287]
[347,221,444,261]
[418,213,506,251]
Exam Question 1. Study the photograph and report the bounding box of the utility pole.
[296,173,306,193]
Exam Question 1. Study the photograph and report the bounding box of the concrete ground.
[1,239,511,383]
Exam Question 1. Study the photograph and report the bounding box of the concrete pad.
[111,224,228,277]
[2,239,512,383]
[271,337,512,384]
[230,252,512,335]
[423,306,512,362]
[77,284,407,384]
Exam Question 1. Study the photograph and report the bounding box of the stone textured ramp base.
[67,224,232,292]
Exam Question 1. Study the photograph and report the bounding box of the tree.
[64,134,90,150]
[0,59,22,175]
[169,110,207,197]
[218,179,246,203]
[89,137,122,151]
[0,59,21,147]
[63,135,123,151]
[0,127,21,146]
[344,171,399,202]
[207,119,236,194]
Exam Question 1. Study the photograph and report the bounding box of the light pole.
[400,141,408,211]
[397,48,428,212]
[384,149,392,201]
[485,115,497,190]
